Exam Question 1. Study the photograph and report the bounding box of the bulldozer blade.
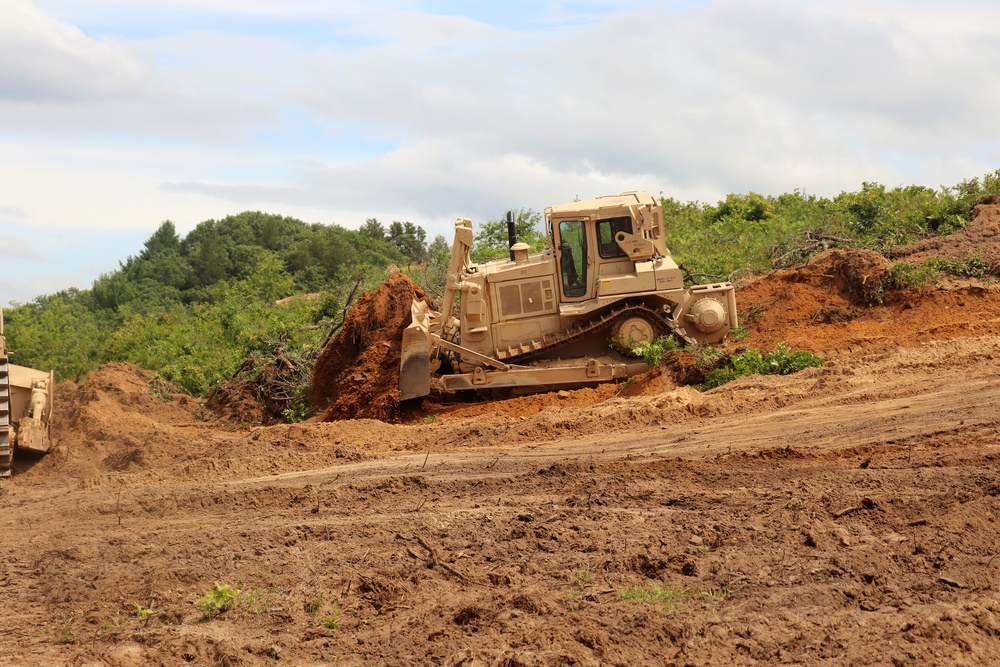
[17,420,50,454]
[399,323,431,400]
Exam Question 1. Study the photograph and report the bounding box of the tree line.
[4,170,1000,401]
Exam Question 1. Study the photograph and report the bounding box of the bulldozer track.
[493,302,680,364]
[0,351,12,477]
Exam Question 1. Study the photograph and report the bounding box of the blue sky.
[3,0,999,305]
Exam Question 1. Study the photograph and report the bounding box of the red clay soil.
[310,273,430,422]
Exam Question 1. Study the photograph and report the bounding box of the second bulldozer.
[400,191,737,399]
[0,308,54,477]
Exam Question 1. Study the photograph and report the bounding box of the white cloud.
[3,0,1000,300]
[0,0,147,102]
[0,235,42,261]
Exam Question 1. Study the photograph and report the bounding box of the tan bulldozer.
[400,191,737,399]
[0,308,54,477]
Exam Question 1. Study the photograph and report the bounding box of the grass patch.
[699,343,824,390]
[322,603,341,631]
[616,583,683,612]
[617,582,727,614]
[890,256,990,288]
[237,585,274,620]
[304,595,323,617]
[196,583,241,620]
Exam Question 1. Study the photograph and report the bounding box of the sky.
[2,0,999,305]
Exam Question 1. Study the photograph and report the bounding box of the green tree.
[359,217,385,240]
[387,221,428,264]
[427,234,450,265]
[471,208,546,262]
[4,291,110,381]
[243,253,296,303]
[140,221,182,259]
[186,228,232,288]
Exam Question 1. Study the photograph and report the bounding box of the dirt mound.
[204,373,265,426]
[207,345,315,427]
[33,363,207,479]
[736,250,1000,360]
[889,201,1000,270]
[311,274,430,422]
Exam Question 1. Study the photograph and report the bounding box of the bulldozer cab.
[547,191,667,303]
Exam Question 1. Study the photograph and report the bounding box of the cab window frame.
[596,216,633,259]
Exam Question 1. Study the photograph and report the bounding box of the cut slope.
[889,198,1000,269]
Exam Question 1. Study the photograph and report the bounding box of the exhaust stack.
[506,210,517,261]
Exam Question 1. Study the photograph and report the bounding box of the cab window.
[558,220,588,298]
[597,216,633,259]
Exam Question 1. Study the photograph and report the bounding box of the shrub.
[629,334,680,366]
[890,256,991,288]
[196,583,241,619]
[700,343,824,390]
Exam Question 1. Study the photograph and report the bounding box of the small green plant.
[58,617,75,644]
[889,260,939,288]
[304,597,322,617]
[616,583,683,612]
[698,588,722,601]
[322,603,341,630]
[740,301,770,325]
[422,413,438,425]
[133,602,154,620]
[960,256,990,278]
[238,586,274,619]
[630,334,680,366]
[730,325,749,342]
[149,376,173,402]
[281,403,309,423]
[196,583,241,619]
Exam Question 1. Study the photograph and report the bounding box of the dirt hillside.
[889,195,1000,268]
[3,205,1000,665]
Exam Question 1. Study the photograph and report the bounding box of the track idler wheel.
[613,316,658,351]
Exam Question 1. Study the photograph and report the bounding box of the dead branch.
[322,277,364,348]
[771,232,855,268]
[678,262,725,286]
[415,533,476,584]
